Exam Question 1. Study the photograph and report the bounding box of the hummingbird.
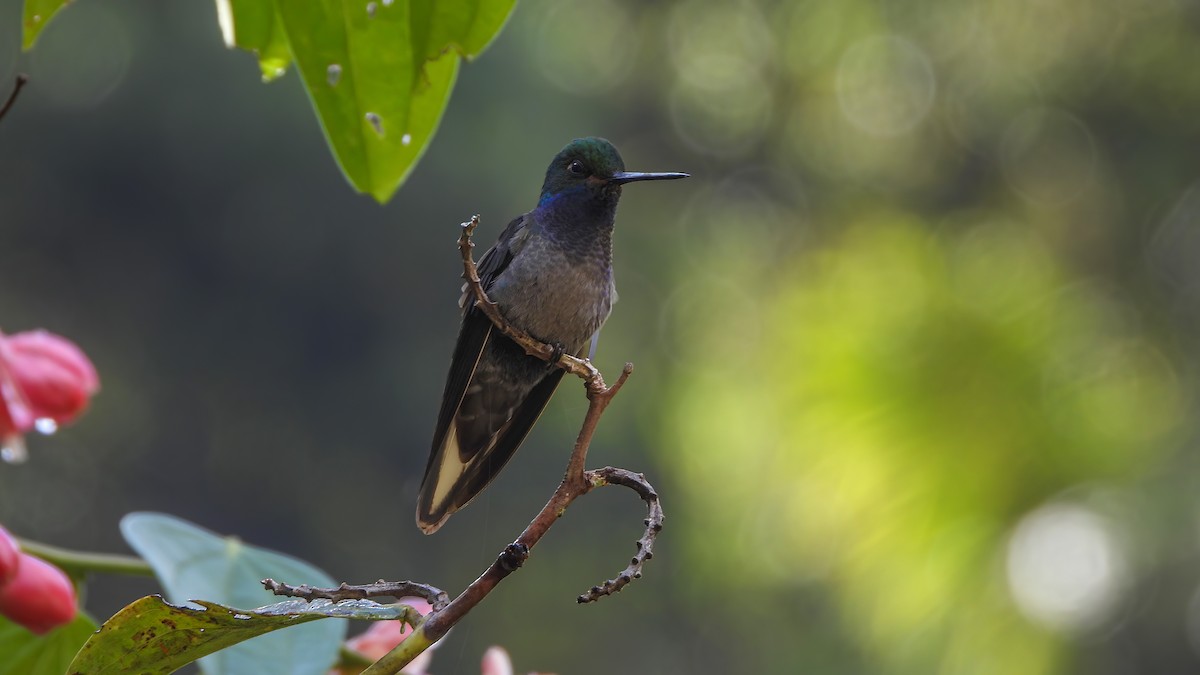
[416,137,688,534]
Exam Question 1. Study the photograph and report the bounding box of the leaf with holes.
[275,0,516,202]
[21,0,73,50]
[215,0,292,82]
[25,0,514,202]
[67,596,418,675]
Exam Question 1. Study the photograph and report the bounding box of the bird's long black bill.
[610,171,690,184]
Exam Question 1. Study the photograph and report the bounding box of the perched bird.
[416,137,688,534]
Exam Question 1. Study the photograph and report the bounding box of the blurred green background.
[4,0,1200,673]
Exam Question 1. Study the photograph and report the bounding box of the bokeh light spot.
[836,34,936,137]
[940,71,1037,155]
[29,2,132,109]
[657,275,761,369]
[1000,108,1097,207]
[665,0,774,157]
[533,0,634,96]
[1147,182,1200,292]
[778,0,865,73]
[675,171,796,272]
[667,0,773,86]
[1006,502,1128,634]
[668,68,773,157]
[1182,585,1200,661]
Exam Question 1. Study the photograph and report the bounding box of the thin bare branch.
[458,215,606,388]
[576,467,665,603]
[261,578,449,611]
[0,74,28,124]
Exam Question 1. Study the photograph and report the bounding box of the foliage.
[19,0,69,50]
[262,0,514,202]
[0,614,96,675]
[9,0,1200,673]
[69,595,416,675]
[666,215,1183,674]
[120,513,347,675]
[21,0,515,203]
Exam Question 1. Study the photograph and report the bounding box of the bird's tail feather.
[415,369,566,534]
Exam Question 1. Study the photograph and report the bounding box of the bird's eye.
[568,160,587,176]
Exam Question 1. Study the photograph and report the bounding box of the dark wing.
[417,214,542,534]
[425,214,527,469]
[437,364,566,526]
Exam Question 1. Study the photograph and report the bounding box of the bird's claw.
[549,342,566,364]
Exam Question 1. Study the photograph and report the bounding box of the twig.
[576,467,665,603]
[360,217,663,675]
[0,74,28,124]
[458,215,606,390]
[261,579,449,611]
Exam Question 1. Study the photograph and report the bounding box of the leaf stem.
[362,622,434,675]
[18,538,155,578]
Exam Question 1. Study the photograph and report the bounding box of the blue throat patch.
[538,183,588,208]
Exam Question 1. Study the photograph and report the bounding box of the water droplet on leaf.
[401,133,412,146]
[327,64,342,86]
[365,112,384,137]
[366,1,377,18]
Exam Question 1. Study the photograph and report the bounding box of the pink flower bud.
[345,619,412,660]
[481,646,514,675]
[0,553,77,634]
[0,362,34,436]
[0,329,99,462]
[2,330,99,424]
[0,526,19,587]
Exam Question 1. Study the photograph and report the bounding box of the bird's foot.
[549,342,567,365]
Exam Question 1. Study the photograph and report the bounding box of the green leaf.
[215,0,293,82]
[0,613,97,675]
[25,0,514,200]
[276,0,516,203]
[21,0,73,50]
[119,512,346,675]
[67,596,417,675]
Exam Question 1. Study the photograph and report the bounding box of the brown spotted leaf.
[67,595,414,674]
[118,512,346,675]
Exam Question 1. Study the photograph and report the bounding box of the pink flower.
[0,329,99,462]
[332,598,434,675]
[330,601,545,675]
